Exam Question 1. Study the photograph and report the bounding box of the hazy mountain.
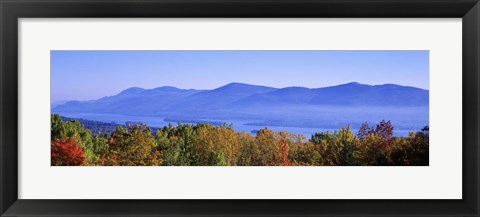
[54,86,204,115]
[169,82,278,111]
[230,82,428,108]
[53,82,429,126]
[228,86,316,108]
[310,82,428,106]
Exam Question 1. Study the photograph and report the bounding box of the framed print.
[1,0,479,216]
[49,50,430,167]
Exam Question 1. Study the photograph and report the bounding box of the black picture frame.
[1,0,479,216]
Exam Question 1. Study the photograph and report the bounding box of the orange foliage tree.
[51,138,85,166]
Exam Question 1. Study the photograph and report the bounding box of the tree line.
[51,114,428,166]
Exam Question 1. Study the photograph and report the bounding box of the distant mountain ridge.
[56,86,205,115]
[53,82,429,130]
[169,83,278,110]
[53,82,428,116]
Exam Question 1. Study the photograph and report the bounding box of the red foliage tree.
[374,120,395,163]
[51,138,85,166]
[279,132,291,166]
[279,140,290,166]
[375,120,394,141]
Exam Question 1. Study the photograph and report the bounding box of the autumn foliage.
[51,138,85,166]
[51,114,429,166]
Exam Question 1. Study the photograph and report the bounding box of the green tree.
[155,129,181,166]
[391,126,429,166]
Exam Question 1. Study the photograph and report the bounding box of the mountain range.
[52,82,429,129]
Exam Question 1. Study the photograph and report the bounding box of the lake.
[55,112,415,137]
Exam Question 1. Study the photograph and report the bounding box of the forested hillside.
[60,116,159,136]
[51,114,428,166]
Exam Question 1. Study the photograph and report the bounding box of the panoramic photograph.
[51,50,429,166]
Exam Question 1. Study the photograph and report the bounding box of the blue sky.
[51,50,429,102]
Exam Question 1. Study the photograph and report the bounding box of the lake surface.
[55,112,415,137]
